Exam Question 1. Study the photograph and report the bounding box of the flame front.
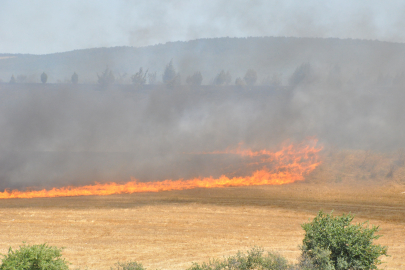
[0,140,322,199]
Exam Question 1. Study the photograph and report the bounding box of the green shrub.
[188,247,291,270]
[300,211,388,270]
[298,247,334,270]
[0,243,69,270]
[111,261,146,270]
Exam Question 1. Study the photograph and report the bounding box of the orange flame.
[0,140,322,199]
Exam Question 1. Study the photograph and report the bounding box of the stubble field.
[0,181,404,270]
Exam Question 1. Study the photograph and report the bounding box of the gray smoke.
[0,75,404,191]
[0,84,296,190]
[1,36,405,190]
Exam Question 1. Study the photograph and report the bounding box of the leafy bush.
[188,247,291,270]
[300,211,388,270]
[0,243,69,270]
[111,261,146,270]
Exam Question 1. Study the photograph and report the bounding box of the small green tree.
[0,243,69,270]
[300,211,388,270]
[71,72,78,84]
[41,72,48,84]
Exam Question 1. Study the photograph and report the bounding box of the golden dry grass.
[0,182,404,270]
[0,149,404,269]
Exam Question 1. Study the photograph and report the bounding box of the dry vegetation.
[0,149,404,269]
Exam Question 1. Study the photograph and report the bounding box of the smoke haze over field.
[0,79,404,190]
[1,2,405,191]
[0,85,298,189]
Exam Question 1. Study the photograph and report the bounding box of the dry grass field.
[0,149,404,269]
[0,182,404,269]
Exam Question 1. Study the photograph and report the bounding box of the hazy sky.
[1,0,405,54]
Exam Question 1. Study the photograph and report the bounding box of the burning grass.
[0,148,403,269]
[0,140,321,199]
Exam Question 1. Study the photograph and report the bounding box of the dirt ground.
[0,182,404,269]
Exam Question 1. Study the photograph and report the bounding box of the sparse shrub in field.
[300,211,388,270]
[0,243,69,270]
[188,247,291,270]
[111,261,146,270]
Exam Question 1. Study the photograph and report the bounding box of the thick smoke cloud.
[2,0,405,54]
[2,1,405,191]
[1,74,405,191]
[0,85,296,190]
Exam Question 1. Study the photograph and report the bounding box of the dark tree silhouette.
[162,60,181,88]
[213,70,231,85]
[289,63,313,86]
[235,77,245,86]
[41,72,48,84]
[97,67,115,85]
[71,72,79,84]
[9,75,16,84]
[186,72,203,86]
[244,69,257,86]
[148,71,157,85]
[131,68,148,86]
[162,60,176,84]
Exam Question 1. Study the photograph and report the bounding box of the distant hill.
[1,36,405,84]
